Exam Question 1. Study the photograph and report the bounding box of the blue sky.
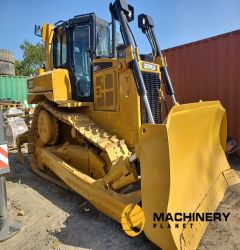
[0,0,239,60]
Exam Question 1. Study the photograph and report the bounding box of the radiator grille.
[141,72,162,124]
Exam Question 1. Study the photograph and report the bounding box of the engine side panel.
[28,69,72,104]
[91,58,141,149]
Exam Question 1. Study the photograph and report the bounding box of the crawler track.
[27,101,131,184]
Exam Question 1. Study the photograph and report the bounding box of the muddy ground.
[0,148,240,250]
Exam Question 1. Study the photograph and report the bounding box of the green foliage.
[15,40,44,76]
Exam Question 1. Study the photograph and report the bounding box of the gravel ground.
[0,149,239,250]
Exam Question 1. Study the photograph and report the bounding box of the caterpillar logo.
[142,62,157,71]
[121,204,145,237]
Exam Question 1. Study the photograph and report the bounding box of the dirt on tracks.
[0,149,240,250]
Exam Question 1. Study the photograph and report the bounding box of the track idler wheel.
[37,110,59,146]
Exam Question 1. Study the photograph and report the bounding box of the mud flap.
[136,101,240,250]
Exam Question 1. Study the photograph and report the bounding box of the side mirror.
[34,25,42,37]
[110,0,134,22]
[127,4,134,22]
[138,14,154,32]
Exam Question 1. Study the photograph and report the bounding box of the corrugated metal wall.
[0,76,27,104]
[163,30,240,142]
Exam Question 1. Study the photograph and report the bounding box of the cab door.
[71,25,93,102]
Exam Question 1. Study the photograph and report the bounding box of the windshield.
[73,25,91,98]
[96,26,111,57]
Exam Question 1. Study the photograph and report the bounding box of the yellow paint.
[41,148,140,222]
[37,110,56,144]
[42,23,54,71]
[136,101,240,250]
[155,56,166,68]
[125,45,134,64]
[91,58,141,148]
[28,69,71,104]
[53,143,106,179]
[37,68,44,75]
[121,203,145,237]
[24,20,240,250]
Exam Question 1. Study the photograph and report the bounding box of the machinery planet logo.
[120,209,231,236]
[153,212,231,229]
[121,204,145,237]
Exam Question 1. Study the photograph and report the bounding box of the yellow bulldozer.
[17,0,240,249]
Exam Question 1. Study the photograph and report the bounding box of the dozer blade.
[136,101,240,250]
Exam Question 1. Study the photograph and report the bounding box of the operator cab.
[52,14,111,102]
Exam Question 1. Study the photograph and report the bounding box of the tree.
[15,40,44,76]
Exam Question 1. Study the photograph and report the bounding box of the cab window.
[72,25,91,98]
[96,26,111,58]
[53,31,67,67]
